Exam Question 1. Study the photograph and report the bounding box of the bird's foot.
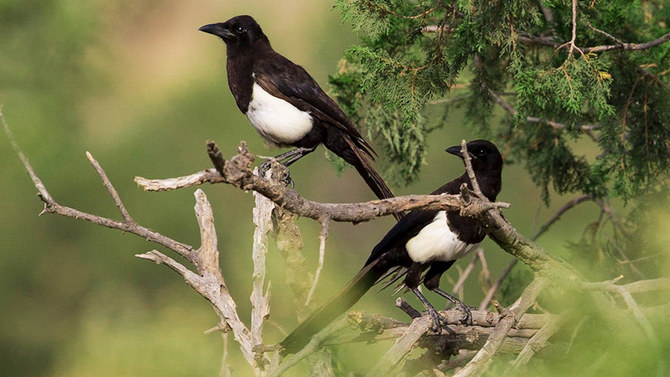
[456,303,473,326]
[259,159,294,187]
[427,306,449,332]
[280,169,294,188]
[432,287,473,326]
[258,159,272,177]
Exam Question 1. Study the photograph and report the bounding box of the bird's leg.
[259,146,317,186]
[278,146,317,167]
[432,287,473,325]
[409,287,448,332]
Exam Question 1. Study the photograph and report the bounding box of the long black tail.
[280,260,385,355]
[337,137,402,220]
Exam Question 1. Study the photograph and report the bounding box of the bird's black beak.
[199,23,235,41]
[446,145,464,157]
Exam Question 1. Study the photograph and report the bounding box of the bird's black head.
[199,15,269,50]
[446,139,503,173]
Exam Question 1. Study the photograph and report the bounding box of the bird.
[199,15,397,204]
[279,139,503,355]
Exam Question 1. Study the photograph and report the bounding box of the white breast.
[246,82,314,147]
[405,211,479,263]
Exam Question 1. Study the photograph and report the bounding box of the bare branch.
[396,297,422,319]
[136,249,198,282]
[518,28,670,54]
[135,142,509,223]
[583,32,670,53]
[86,152,133,223]
[586,22,623,45]
[454,277,548,377]
[250,169,274,348]
[306,216,330,306]
[219,332,232,377]
[460,139,483,197]
[1,108,54,204]
[135,168,222,191]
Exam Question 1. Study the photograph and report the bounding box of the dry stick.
[586,22,623,45]
[478,248,492,290]
[250,169,274,350]
[305,216,330,306]
[219,332,232,377]
[86,151,133,223]
[565,0,583,57]
[583,31,670,53]
[1,107,54,204]
[460,139,483,196]
[454,277,548,377]
[585,280,665,377]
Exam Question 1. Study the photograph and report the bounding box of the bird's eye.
[236,26,245,33]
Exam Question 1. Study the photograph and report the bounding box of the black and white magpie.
[199,15,396,203]
[280,139,503,354]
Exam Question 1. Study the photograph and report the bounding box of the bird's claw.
[457,304,473,326]
[259,160,294,187]
[427,307,449,332]
[259,160,273,177]
[280,170,295,188]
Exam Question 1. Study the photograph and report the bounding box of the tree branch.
[250,169,274,351]
[135,142,509,223]
[454,277,548,377]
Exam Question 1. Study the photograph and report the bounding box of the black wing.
[364,209,438,266]
[253,51,376,157]
[365,173,470,265]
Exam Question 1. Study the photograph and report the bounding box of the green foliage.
[332,0,670,201]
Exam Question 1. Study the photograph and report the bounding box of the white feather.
[405,211,479,263]
[246,82,313,146]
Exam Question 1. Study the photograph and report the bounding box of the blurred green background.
[2,1,663,376]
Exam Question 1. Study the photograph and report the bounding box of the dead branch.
[250,169,274,351]
[306,216,330,306]
[136,189,258,369]
[135,142,509,223]
[454,277,549,377]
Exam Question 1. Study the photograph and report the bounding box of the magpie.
[199,15,396,203]
[280,140,503,354]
